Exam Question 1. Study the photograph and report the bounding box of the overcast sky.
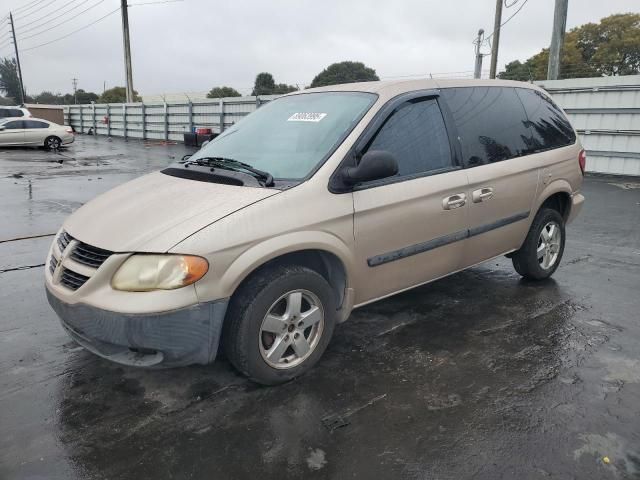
[0,0,637,96]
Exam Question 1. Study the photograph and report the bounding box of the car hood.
[64,171,280,252]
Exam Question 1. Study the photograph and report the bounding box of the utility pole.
[489,0,503,79]
[72,78,78,104]
[8,12,25,105]
[120,0,134,102]
[474,29,485,79]
[547,0,568,80]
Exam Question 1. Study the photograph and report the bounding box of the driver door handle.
[442,193,467,210]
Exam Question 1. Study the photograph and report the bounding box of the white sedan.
[0,117,74,149]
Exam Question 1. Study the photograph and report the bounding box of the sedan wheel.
[45,136,61,150]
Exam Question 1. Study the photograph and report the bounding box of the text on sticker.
[287,112,327,122]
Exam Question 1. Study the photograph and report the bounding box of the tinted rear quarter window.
[24,120,49,129]
[441,86,532,166]
[3,120,24,129]
[365,98,452,177]
[515,88,575,150]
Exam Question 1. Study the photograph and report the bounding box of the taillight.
[65,127,73,133]
[578,149,586,175]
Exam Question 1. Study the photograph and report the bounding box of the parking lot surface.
[1,136,639,479]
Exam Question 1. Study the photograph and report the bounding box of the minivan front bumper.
[46,287,228,367]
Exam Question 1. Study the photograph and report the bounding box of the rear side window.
[515,88,575,150]
[365,98,452,177]
[24,120,48,129]
[0,109,24,118]
[3,120,24,129]
[441,87,531,166]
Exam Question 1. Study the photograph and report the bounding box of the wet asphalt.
[1,136,639,480]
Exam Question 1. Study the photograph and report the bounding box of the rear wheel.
[44,136,61,150]
[512,208,565,280]
[222,264,336,385]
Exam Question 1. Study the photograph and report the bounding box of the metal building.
[536,75,640,176]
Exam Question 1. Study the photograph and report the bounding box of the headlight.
[111,254,209,292]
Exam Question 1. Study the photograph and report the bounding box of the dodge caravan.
[45,79,585,384]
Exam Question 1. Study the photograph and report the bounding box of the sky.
[0,0,637,97]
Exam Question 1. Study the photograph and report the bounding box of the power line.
[18,0,84,30]
[21,6,119,52]
[485,0,530,41]
[14,0,61,20]
[19,0,106,40]
[12,0,50,15]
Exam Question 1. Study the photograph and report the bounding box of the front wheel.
[44,136,62,150]
[512,208,565,280]
[222,264,337,385]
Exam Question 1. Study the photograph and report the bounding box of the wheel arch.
[534,180,573,222]
[221,232,354,318]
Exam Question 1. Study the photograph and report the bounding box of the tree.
[98,86,140,103]
[252,72,275,95]
[251,72,297,96]
[310,61,379,88]
[0,57,22,104]
[33,91,63,104]
[206,86,241,98]
[76,89,99,104]
[499,13,640,81]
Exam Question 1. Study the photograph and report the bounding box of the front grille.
[57,231,72,252]
[71,242,112,268]
[60,268,90,291]
[49,257,58,275]
[52,230,113,291]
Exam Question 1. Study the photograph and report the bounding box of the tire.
[222,264,337,385]
[45,136,62,150]
[512,208,565,280]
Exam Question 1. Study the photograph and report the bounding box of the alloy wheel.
[259,289,324,369]
[537,221,562,270]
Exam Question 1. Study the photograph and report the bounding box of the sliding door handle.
[472,187,494,203]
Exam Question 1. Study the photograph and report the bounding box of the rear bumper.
[567,192,585,225]
[46,287,228,367]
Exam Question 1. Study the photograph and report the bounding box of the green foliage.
[206,86,241,98]
[499,13,640,81]
[0,57,22,104]
[251,72,297,96]
[32,89,99,105]
[310,61,379,88]
[76,89,99,104]
[98,86,141,103]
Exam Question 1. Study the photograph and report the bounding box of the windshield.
[189,92,377,180]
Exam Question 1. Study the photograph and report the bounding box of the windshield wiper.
[182,156,274,187]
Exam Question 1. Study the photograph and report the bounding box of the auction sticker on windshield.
[287,112,327,122]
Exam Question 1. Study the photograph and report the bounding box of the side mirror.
[342,150,399,185]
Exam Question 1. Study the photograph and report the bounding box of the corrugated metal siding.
[64,96,277,142]
[536,75,640,176]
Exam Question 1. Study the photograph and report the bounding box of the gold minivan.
[45,79,585,384]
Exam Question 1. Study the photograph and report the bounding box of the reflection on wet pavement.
[1,136,639,479]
